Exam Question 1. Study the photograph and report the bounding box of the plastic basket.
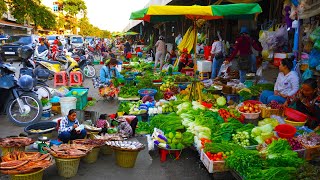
[82,147,100,163]
[10,169,44,180]
[138,89,157,97]
[284,119,307,127]
[55,158,80,178]
[1,146,25,156]
[101,145,113,155]
[114,149,139,168]
[65,88,88,110]
[238,109,260,120]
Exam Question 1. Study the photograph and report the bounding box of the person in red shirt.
[178,48,193,72]
[226,27,262,82]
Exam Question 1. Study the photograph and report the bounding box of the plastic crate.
[65,88,88,110]
[200,149,228,173]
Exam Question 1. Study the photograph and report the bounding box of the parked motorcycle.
[18,46,53,99]
[0,63,42,126]
[71,49,96,78]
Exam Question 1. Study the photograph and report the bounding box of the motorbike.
[0,63,42,126]
[71,49,96,78]
[18,45,53,99]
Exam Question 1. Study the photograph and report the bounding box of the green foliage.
[8,0,56,30]
[62,0,87,16]
[0,0,7,16]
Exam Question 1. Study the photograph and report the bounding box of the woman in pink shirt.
[154,36,166,71]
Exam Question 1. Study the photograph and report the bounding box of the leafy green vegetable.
[136,121,151,134]
[204,142,244,153]
[246,167,296,180]
[149,113,184,133]
[225,149,264,177]
[118,84,139,98]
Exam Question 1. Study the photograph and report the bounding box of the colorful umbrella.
[130,3,262,22]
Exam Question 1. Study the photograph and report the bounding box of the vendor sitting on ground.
[178,48,194,72]
[58,109,87,143]
[112,117,133,137]
[260,58,299,104]
[165,49,177,65]
[96,114,110,135]
[100,58,124,84]
[284,78,320,128]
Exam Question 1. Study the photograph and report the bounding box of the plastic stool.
[54,71,68,88]
[159,148,181,162]
[199,72,210,80]
[69,71,83,86]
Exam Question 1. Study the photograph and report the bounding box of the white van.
[70,35,84,49]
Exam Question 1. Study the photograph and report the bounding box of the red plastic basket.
[284,108,307,122]
[275,124,296,138]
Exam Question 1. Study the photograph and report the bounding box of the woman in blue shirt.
[58,109,86,143]
[100,58,123,84]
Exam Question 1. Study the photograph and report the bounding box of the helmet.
[18,45,33,59]
[17,75,34,91]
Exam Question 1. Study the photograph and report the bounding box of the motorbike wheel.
[6,93,42,126]
[34,85,51,100]
[82,65,96,78]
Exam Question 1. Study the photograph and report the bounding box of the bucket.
[55,158,80,178]
[82,147,100,163]
[60,97,77,117]
[10,169,44,180]
[42,105,52,120]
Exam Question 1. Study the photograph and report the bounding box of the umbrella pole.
[193,21,197,73]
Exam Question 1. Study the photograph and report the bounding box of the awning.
[123,20,143,33]
[0,20,31,29]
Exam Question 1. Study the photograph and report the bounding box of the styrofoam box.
[200,149,229,173]
[197,60,212,72]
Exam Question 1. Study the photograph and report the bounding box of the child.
[96,114,110,135]
[178,48,193,72]
[284,78,319,128]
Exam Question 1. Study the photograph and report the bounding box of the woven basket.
[55,158,80,178]
[89,131,99,139]
[82,147,100,163]
[261,107,282,118]
[10,169,44,180]
[114,149,139,168]
[1,146,25,156]
[101,145,113,155]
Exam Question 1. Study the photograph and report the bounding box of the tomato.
[215,158,221,161]
[265,138,272,145]
[206,152,211,157]
[271,137,278,141]
[217,152,223,156]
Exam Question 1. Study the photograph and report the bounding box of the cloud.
[84,0,149,32]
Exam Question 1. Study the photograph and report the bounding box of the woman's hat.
[240,27,249,34]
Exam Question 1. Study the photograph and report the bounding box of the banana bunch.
[178,26,196,53]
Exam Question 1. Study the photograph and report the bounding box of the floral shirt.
[59,116,80,134]
[287,90,320,113]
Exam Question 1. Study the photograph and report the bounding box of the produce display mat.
[118,97,140,101]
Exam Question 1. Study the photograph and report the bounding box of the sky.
[84,0,150,32]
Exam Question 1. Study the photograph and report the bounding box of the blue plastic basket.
[138,89,157,97]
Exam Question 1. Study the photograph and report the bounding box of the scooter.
[71,49,96,78]
[0,63,43,126]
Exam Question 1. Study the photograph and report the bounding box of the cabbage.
[251,128,262,137]
[261,132,274,139]
[255,136,264,144]
[258,118,279,128]
[260,124,273,133]
[198,132,211,139]
[217,97,226,106]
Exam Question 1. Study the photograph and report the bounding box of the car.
[46,35,66,47]
[70,35,84,49]
[0,34,38,61]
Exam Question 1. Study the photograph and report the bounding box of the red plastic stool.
[69,71,83,86]
[54,71,68,88]
[159,148,181,162]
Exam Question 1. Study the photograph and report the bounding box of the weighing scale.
[38,136,49,154]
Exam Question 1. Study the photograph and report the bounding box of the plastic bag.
[310,26,320,42]
[309,49,320,68]
[302,69,313,82]
[218,62,232,77]
[53,86,69,97]
[256,66,262,77]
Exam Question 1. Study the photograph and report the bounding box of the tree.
[78,16,93,36]
[56,13,66,31]
[62,0,87,34]
[0,0,7,16]
[8,0,56,31]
